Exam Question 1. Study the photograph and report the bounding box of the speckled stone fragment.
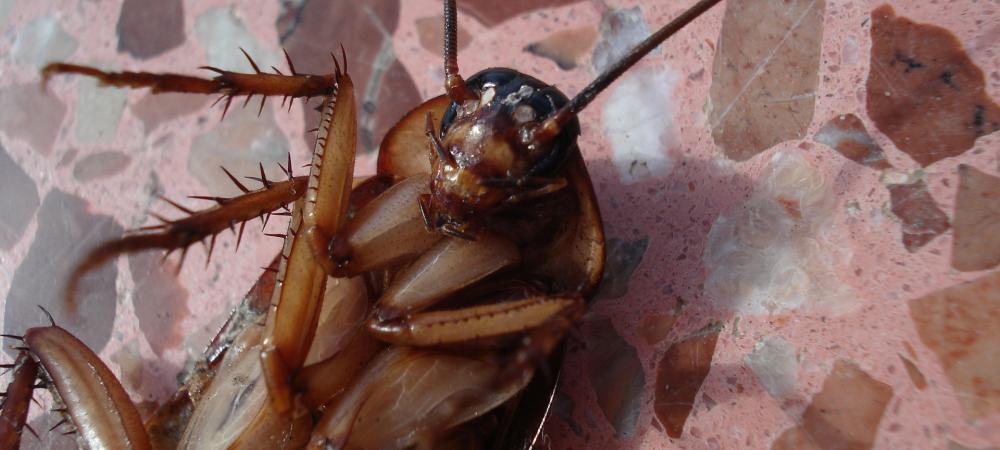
[11,15,77,67]
[887,179,950,252]
[415,16,471,57]
[117,0,185,59]
[592,7,649,74]
[525,26,598,70]
[602,67,679,184]
[910,271,1000,419]
[867,5,1000,166]
[278,0,420,153]
[951,165,1000,271]
[654,324,721,438]
[0,84,67,156]
[704,151,853,314]
[74,76,127,143]
[637,313,675,346]
[746,335,798,399]
[815,114,891,170]
[72,151,131,182]
[0,1,12,26]
[0,143,40,249]
[196,7,278,71]
[585,315,644,438]
[595,237,649,300]
[772,360,892,450]
[709,0,825,161]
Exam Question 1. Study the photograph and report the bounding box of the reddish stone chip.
[951,165,1000,271]
[866,5,1000,167]
[653,325,721,438]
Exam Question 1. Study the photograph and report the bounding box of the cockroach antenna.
[532,0,724,142]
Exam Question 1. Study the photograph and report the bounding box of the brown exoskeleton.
[2,0,724,448]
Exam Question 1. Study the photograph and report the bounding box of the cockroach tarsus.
[4,0,724,448]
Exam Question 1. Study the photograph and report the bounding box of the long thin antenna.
[535,0,725,140]
[443,0,475,102]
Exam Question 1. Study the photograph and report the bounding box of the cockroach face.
[423,68,580,238]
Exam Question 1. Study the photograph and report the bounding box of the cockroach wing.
[375,231,520,318]
[314,347,531,450]
[177,325,308,450]
[335,174,441,275]
[177,325,265,449]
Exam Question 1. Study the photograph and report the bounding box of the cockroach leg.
[499,178,569,206]
[0,352,39,450]
[306,347,406,450]
[371,231,521,322]
[182,270,373,447]
[23,326,152,450]
[308,174,442,277]
[369,295,584,348]
[42,49,340,118]
[64,174,307,312]
[260,69,356,412]
[293,330,384,410]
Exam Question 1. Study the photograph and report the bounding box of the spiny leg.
[64,168,307,312]
[43,48,344,118]
[260,66,357,415]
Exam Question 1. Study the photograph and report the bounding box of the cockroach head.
[424,0,724,239]
[422,68,580,238]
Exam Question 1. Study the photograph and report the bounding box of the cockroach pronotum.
[3,0,723,448]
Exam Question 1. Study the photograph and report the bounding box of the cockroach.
[7,0,724,448]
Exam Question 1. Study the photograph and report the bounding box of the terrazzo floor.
[1,0,999,448]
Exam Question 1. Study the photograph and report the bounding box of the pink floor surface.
[1,0,1000,448]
